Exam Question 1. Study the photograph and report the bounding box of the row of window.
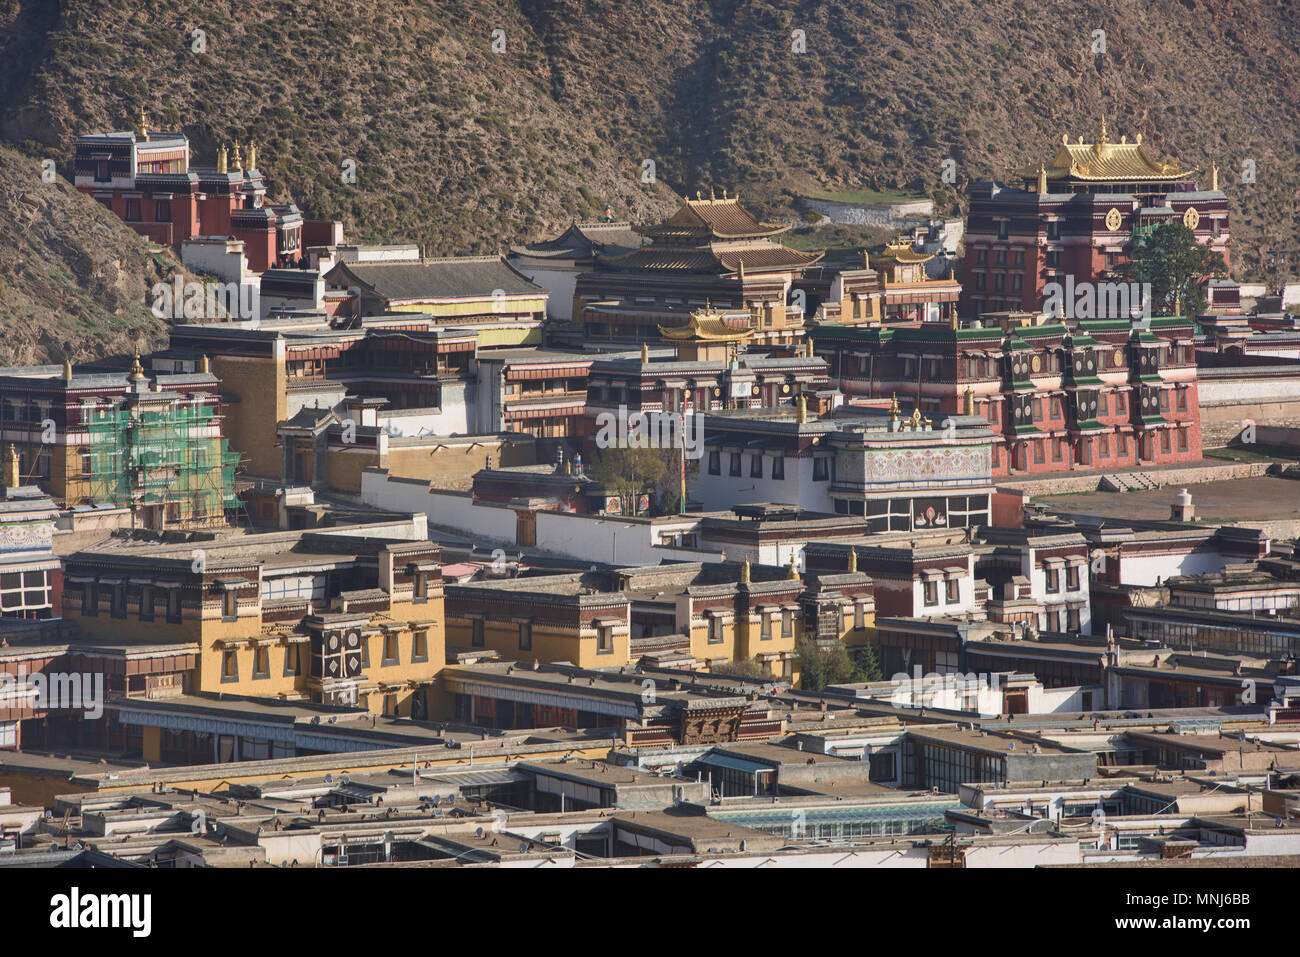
[922,577,961,607]
[1042,564,1082,593]
[221,630,429,682]
[991,426,1190,468]
[82,582,183,622]
[707,450,831,481]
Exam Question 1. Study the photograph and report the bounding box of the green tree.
[854,643,883,683]
[587,444,695,516]
[587,445,669,515]
[796,638,880,690]
[710,657,769,679]
[1125,222,1227,318]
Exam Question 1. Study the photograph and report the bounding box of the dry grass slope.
[0,0,1297,360]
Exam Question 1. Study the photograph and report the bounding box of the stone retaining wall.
[995,460,1271,497]
[798,195,934,226]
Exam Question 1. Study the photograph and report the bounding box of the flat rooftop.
[1042,476,1300,527]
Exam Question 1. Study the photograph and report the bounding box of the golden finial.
[695,190,702,201]
[721,187,728,199]
[911,407,922,429]
[246,142,257,171]
[863,250,870,270]
[737,259,745,282]
[787,553,799,580]
[231,141,243,172]
[62,359,73,382]
[740,557,751,583]
[640,341,649,363]
[1211,162,1219,191]
[795,393,808,424]
[1098,116,1108,144]
[710,186,716,200]
[1135,133,1142,145]
[1037,163,1047,195]
[890,392,900,421]
[200,354,211,374]
[847,548,857,573]
[3,444,18,489]
[963,386,974,416]
[129,354,145,381]
[217,144,228,174]
[135,107,148,139]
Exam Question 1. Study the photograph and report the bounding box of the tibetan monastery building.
[963,120,1230,316]
[570,193,823,349]
[74,108,341,273]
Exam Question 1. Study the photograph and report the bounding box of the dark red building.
[810,314,1202,477]
[74,109,341,273]
[963,121,1230,317]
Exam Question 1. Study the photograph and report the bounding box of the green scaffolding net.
[83,403,241,523]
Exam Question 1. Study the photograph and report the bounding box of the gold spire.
[217,144,228,174]
[246,142,257,171]
[640,341,649,363]
[863,250,870,270]
[1211,162,1219,191]
[63,358,73,382]
[1037,163,1047,194]
[787,553,800,580]
[847,547,857,573]
[737,259,745,282]
[889,392,900,423]
[2,444,18,489]
[963,386,975,416]
[1097,116,1108,146]
[129,354,145,381]
[231,141,243,172]
[135,107,148,139]
[795,392,808,424]
[740,557,751,583]
[200,354,211,374]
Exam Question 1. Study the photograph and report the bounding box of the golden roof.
[873,240,934,265]
[1016,122,1196,183]
[643,193,790,241]
[658,302,755,342]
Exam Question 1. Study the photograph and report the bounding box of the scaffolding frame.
[84,402,240,527]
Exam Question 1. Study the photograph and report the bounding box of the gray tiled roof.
[326,257,544,301]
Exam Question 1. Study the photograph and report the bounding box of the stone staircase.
[1098,472,1161,493]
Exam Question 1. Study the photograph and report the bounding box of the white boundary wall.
[360,469,719,564]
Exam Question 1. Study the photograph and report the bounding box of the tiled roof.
[325,256,544,301]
